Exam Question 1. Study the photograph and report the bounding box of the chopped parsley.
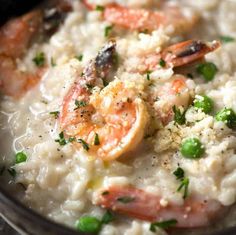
[94,133,100,145]
[101,210,114,224]
[77,139,90,151]
[173,167,185,180]
[117,196,135,203]
[150,219,177,232]
[159,58,166,68]
[49,111,60,119]
[96,5,105,11]
[146,71,152,81]
[177,177,189,199]
[76,54,83,61]
[174,167,189,199]
[74,100,87,110]
[55,132,67,146]
[173,106,186,125]
[220,35,235,43]
[33,52,45,67]
[104,25,113,37]
[68,137,76,143]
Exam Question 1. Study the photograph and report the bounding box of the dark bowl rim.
[0,184,91,235]
[1,183,236,235]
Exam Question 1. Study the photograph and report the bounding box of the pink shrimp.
[83,1,198,33]
[0,10,43,97]
[97,185,223,228]
[60,41,149,161]
[0,1,73,97]
[143,40,221,72]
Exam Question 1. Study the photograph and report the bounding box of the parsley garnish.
[55,132,67,146]
[177,177,189,199]
[68,137,76,143]
[96,5,105,11]
[117,196,135,203]
[150,219,177,232]
[33,52,45,67]
[173,106,186,125]
[187,73,193,79]
[49,111,60,119]
[76,54,83,61]
[173,167,189,199]
[220,35,235,43]
[74,100,87,110]
[77,139,90,151]
[94,133,100,145]
[146,71,151,81]
[104,25,113,37]
[159,58,166,68]
[196,62,218,81]
[173,167,185,180]
[101,210,114,224]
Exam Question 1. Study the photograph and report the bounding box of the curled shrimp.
[97,185,222,228]
[83,1,198,33]
[60,41,149,161]
[0,1,73,97]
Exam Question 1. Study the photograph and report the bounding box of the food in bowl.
[1,0,236,234]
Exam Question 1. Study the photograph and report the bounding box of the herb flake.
[77,139,90,151]
[33,52,45,67]
[55,132,67,146]
[74,100,87,110]
[94,133,100,145]
[220,35,235,43]
[150,219,177,232]
[177,177,189,199]
[104,25,113,37]
[49,111,60,119]
[96,5,105,11]
[173,106,186,125]
[159,58,166,68]
[76,54,83,61]
[173,167,185,180]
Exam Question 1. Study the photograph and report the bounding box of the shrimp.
[152,75,191,125]
[83,1,198,33]
[60,41,149,161]
[0,1,73,97]
[146,40,220,125]
[144,40,221,72]
[96,185,223,228]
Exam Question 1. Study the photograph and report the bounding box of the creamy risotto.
[1,0,236,234]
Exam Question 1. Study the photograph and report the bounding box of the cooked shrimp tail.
[97,185,222,228]
[161,40,221,68]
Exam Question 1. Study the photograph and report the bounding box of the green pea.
[215,108,236,128]
[193,95,214,113]
[75,216,101,233]
[196,62,218,81]
[180,138,204,159]
[15,152,27,164]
